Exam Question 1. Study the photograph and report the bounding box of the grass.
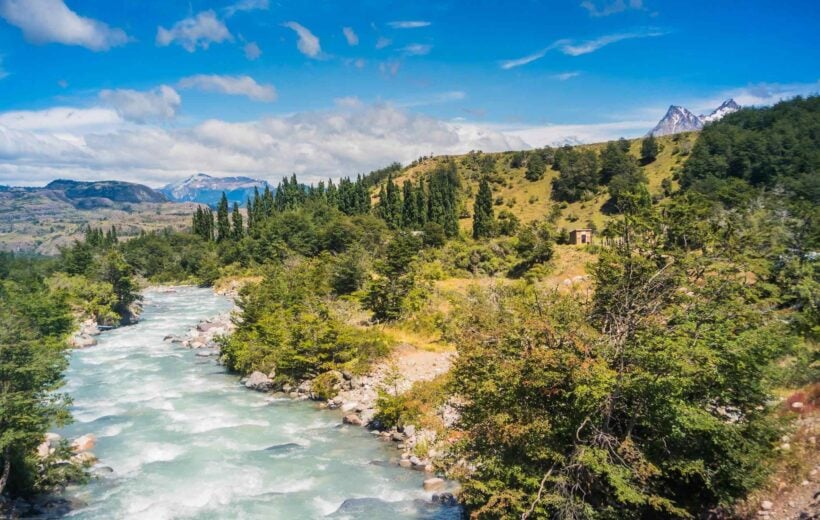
[387,132,698,234]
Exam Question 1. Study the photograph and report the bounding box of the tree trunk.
[0,448,10,495]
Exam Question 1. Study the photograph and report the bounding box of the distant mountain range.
[160,173,269,207]
[0,179,167,210]
[649,99,740,136]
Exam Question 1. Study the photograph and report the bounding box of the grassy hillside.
[382,132,698,233]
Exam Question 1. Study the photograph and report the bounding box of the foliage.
[0,276,81,497]
[473,177,496,239]
[221,260,389,380]
[641,135,659,164]
[552,146,601,202]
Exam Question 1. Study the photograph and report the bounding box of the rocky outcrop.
[243,371,274,392]
[172,312,234,351]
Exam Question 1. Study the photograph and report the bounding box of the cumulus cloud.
[387,21,431,29]
[501,29,665,68]
[375,36,392,49]
[99,85,181,122]
[342,26,358,46]
[224,0,268,17]
[282,21,321,58]
[0,103,527,186]
[244,42,261,60]
[156,10,232,52]
[0,0,128,51]
[580,0,644,17]
[177,74,277,102]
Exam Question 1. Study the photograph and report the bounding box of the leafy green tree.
[640,134,659,164]
[364,231,422,321]
[450,211,792,519]
[600,141,638,184]
[98,250,139,322]
[472,177,495,239]
[0,280,79,497]
[552,147,601,202]
[525,153,546,181]
[608,169,652,214]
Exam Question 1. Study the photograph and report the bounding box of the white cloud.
[399,91,466,108]
[379,60,401,77]
[99,85,181,122]
[387,21,431,29]
[501,29,665,69]
[0,103,526,187]
[560,30,664,56]
[552,71,581,80]
[244,42,261,60]
[282,21,321,58]
[506,119,655,148]
[501,49,550,70]
[156,10,232,52]
[224,0,268,17]
[342,26,358,46]
[580,0,644,17]
[177,75,277,102]
[0,0,128,51]
[696,81,820,111]
[401,43,432,56]
[375,36,392,49]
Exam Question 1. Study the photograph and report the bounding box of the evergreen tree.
[640,134,659,164]
[231,202,243,240]
[525,153,546,181]
[216,193,230,242]
[472,177,495,239]
[401,180,418,229]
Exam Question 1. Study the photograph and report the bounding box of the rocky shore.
[178,306,461,499]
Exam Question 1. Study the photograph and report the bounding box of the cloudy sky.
[0,0,817,187]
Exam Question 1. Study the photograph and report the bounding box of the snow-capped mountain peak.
[160,173,269,207]
[700,98,741,123]
[649,99,741,136]
[649,105,704,136]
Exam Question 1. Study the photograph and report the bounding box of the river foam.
[58,287,461,519]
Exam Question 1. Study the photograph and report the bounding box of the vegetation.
[2,97,816,515]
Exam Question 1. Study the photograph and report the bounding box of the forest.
[1,96,817,518]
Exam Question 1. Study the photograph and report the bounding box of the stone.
[399,459,412,468]
[432,492,458,506]
[244,371,273,392]
[37,441,51,458]
[423,477,446,492]
[341,401,359,412]
[391,431,405,442]
[71,334,97,348]
[71,434,96,453]
[760,500,773,511]
[45,432,62,445]
[343,414,363,426]
[409,456,421,466]
[403,425,416,437]
[791,401,804,411]
[71,452,97,465]
[282,383,292,393]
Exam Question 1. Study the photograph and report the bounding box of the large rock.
[244,371,273,392]
[423,477,445,491]
[70,334,97,348]
[71,434,96,453]
[343,414,363,426]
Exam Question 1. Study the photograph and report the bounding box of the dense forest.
[1,96,817,517]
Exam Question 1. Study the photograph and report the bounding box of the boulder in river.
[244,371,274,392]
[71,434,96,453]
[423,478,445,492]
[343,414,363,426]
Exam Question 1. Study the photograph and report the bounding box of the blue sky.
[0,0,817,186]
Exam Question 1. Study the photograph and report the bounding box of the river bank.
[47,286,462,518]
[169,285,461,501]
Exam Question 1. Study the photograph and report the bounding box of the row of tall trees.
[375,162,462,237]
